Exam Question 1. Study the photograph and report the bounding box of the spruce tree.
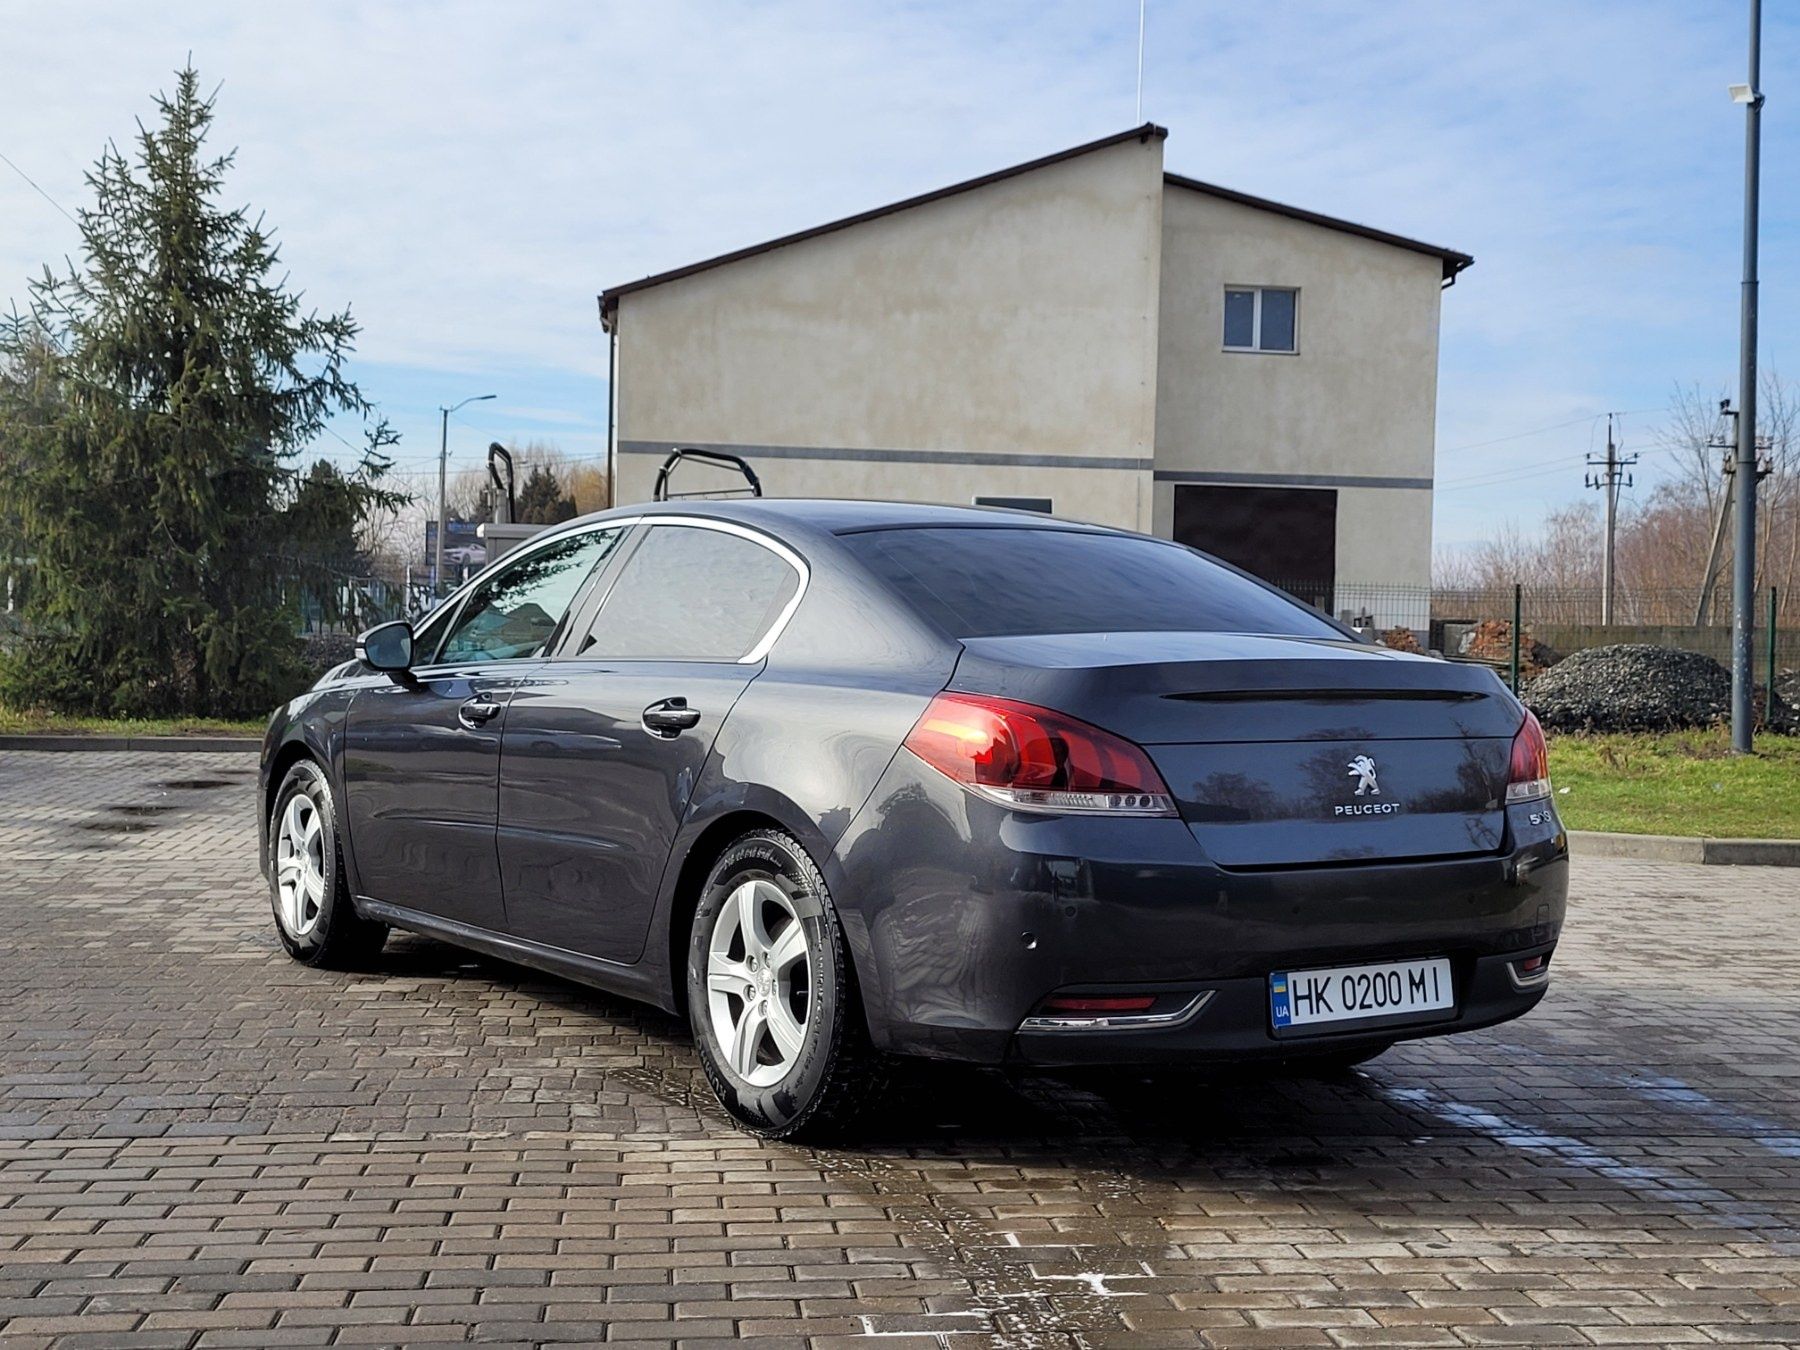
[0,66,404,717]
[516,465,578,525]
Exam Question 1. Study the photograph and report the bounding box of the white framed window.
[1223,286,1298,353]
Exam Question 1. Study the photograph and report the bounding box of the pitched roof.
[598,125,1472,324]
[1162,172,1473,280]
[598,124,1169,326]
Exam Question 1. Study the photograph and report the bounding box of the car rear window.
[840,526,1341,640]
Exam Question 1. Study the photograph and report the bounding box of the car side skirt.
[356,898,679,1014]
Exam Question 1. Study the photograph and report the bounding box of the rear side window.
[840,527,1340,640]
[578,524,801,661]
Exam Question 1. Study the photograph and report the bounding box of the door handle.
[458,696,504,730]
[642,697,702,737]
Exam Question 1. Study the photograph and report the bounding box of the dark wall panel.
[1172,484,1337,608]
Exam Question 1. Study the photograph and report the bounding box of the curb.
[1568,829,1800,867]
[0,735,260,754]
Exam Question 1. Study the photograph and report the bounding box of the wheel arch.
[662,808,791,1019]
[262,718,358,892]
[263,737,320,830]
[657,796,868,1025]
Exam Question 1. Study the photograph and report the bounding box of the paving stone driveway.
[2,750,1800,1348]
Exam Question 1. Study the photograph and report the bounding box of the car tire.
[686,829,885,1140]
[268,759,387,969]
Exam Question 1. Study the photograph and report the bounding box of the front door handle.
[458,695,504,730]
[642,697,702,737]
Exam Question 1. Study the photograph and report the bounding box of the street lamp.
[436,394,495,593]
[1729,0,1764,752]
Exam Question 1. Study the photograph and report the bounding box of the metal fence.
[1269,578,1798,687]
[0,558,432,643]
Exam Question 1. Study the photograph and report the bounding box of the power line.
[1437,462,1575,493]
[0,147,79,227]
[1438,451,1577,490]
[1439,406,1666,457]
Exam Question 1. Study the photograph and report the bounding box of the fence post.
[1771,586,1779,718]
[1510,584,1522,693]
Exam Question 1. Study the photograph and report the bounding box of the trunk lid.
[951,632,1520,869]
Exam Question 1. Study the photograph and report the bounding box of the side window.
[578,524,800,662]
[1223,286,1298,353]
[438,528,622,665]
[410,603,456,666]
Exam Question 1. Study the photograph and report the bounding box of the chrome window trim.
[411,513,809,669]
[574,515,810,666]
[411,520,630,671]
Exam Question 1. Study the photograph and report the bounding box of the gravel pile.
[1524,643,1796,733]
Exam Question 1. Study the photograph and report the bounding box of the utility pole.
[1585,413,1636,625]
[1695,402,1738,625]
[435,393,495,594]
[1729,0,1764,752]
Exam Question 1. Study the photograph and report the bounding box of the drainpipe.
[606,317,618,509]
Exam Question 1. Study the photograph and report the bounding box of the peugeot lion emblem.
[1335,755,1399,816]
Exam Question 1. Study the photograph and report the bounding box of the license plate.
[1270,957,1453,1030]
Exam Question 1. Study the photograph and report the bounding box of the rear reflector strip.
[1041,995,1156,1013]
[1020,991,1214,1033]
[1507,950,1554,990]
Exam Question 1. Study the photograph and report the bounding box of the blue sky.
[0,1,1793,552]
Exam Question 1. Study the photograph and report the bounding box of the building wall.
[612,135,1167,531]
[1151,184,1443,594]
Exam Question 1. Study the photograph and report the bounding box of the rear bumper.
[831,753,1569,1066]
[1009,946,1551,1066]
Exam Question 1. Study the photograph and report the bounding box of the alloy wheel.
[274,793,327,939]
[705,877,812,1087]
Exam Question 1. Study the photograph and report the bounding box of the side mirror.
[357,620,414,672]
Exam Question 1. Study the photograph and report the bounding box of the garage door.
[1171,484,1336,611]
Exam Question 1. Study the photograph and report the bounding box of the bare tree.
[1440,374,1795,626]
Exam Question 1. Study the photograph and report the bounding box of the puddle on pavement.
[80,819,156,834]
[154,777,241,790]
[103,803,178,817]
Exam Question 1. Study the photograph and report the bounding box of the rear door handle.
[458,695,504,730]
[642,697,702,736]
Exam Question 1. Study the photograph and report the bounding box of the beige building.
[599,125,1470,622]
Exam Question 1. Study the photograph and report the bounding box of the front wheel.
[269,759,387,968]
[686,829,884,1139]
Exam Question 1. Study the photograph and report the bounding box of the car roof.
[575,498,1127,537]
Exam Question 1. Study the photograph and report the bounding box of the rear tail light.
[1506,709,1552,804]
[903,692,1177,816]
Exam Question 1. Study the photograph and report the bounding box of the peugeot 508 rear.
[259,500,1567,1138]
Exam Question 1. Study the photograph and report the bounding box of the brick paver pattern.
[2,751,1799,1347]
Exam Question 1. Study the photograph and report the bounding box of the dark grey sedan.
[259,500,1568,1138]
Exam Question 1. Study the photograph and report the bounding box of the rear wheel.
[686,829,884,1139]
[269,760,387,968]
